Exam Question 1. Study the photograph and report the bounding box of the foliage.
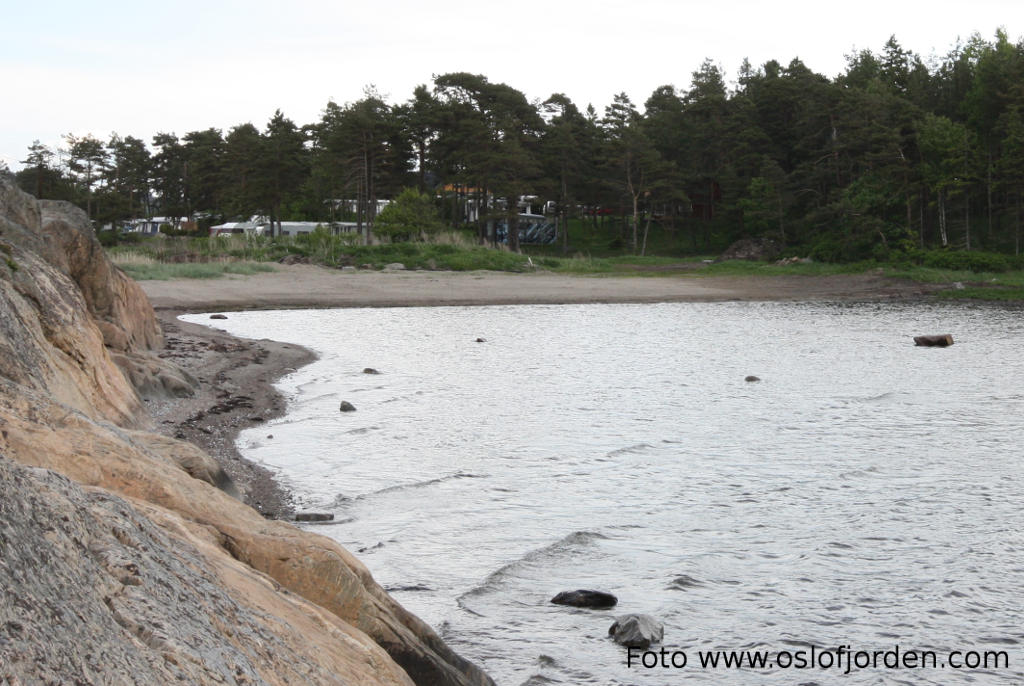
[15,31,1024,264]
[918,249,1011,272]
[373,188,445,240]
[113,260,277,280]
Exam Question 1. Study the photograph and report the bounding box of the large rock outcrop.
[0,456,414,686]
[0,176,494,686]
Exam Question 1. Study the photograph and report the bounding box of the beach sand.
[141,263,938,311]
[139,265,939,516]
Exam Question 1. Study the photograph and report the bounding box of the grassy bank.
[104,233,1024,300]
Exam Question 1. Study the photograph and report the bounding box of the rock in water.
[608,614,664,648]
[550,590,618,609]
[339,401,357,412]
[914,334,954,347]
[295,512,335,522]
[363,368,381,374]
[475,337,486,343]
[210,314,228,320]
[745,375,760,382]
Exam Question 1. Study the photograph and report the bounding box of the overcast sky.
[1,0,1018,170]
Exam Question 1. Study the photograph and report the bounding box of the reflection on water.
[184,302,1024,685]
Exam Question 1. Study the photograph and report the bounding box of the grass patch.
[118,261,276,280]
[102,234,1024,300]
[933,286,1024,301]
[695,259,876,277]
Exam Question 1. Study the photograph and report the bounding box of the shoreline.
[141,266,940,519]
[147,310,317,517]
[141,263,942,311]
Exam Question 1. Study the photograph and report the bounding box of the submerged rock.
[550,590,618,609]
[295,512,335,522]
[608,614,664,648]
[914,334,954,347]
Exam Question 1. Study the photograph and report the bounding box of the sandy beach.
[140,263,940,312]
[139,266,939,517]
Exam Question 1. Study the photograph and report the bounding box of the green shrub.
[374,188,445,241]
[97,231,119,247]
[920,250,1011,273]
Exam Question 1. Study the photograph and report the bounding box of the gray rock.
[914,334,954,347]
[384,262,406,271]
[209,314,228,320]
[475,337,486,343]
[363,367,381,375]
[745,375,760,382]
[295,512,335,522]
[339,401,357,412]
[608,614,664,648]
[0,456,272,684]
[550,590,618,609]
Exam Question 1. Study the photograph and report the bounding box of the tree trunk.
[631,192,640,254]
[641,208,651,256]
[560,166,569,254]
[777,191,786,246]
[964,188,970,251]
[919,188,925,248]
[938,190,948,247]
[363,147,372,244]
[1016,190,1021,257]
[417,141,426,193]
[987,149,993,243]
[507,202,520,253]
[355,179,364,243]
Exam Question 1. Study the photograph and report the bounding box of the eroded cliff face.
[0,177,494,686]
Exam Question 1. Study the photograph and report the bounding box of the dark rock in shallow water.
[914,334,954,347]
[363,367,380,374]
[667,574,703,590]
[209,314,228,320]
[475,337,486,343]
[608,614,664,648]
[550,590,618,609]
[339,401,357,412]
[745,375,760,382]
[294,512,334,522]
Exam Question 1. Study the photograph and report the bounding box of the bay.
[183,301,1024,684]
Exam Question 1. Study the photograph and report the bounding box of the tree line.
[13,30,1024,259]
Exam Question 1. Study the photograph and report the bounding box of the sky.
[1,0,1019,170]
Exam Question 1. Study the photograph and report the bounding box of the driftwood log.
[914,334,954,347]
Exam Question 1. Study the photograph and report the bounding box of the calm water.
[183,302,1024,685]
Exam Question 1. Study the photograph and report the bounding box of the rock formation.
[550,589,619,609]
[608,614,664,649]
[0,176,493,686]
